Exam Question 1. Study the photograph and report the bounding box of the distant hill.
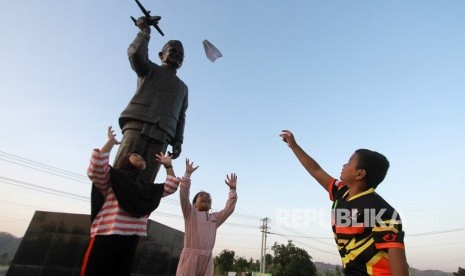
[409,267,452,276]
[314,262,452,276]
[0,232,22,263]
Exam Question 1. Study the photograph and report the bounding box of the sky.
[1,0,465,272]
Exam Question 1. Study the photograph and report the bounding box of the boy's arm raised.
[280,130,332,192]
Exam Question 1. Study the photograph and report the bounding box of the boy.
[280,130,409,276]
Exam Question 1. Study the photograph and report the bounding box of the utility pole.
[259,217,270,274]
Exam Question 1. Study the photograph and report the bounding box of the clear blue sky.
[1,0,465,272]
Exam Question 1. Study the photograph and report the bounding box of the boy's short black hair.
[355,149,390,189]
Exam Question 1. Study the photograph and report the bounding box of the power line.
[272,234,338,256]
[0,199,45,209]
[407,227,465,237]
[1,149,263,222]
[0,151,88,183]
[268,231,333,240]
[409,240,465,249]
[0,173,261,230]
[268,226,338,256]
[0,176,88,201]
[269,219,465,239]
[2,151,465,241]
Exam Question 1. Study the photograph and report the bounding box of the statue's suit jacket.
[119,31,188,145]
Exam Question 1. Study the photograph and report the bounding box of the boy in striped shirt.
[280,130,409,276]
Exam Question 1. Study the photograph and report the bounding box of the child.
[80,126,180,276]
[280,130,409,276]
[175,159,238,276]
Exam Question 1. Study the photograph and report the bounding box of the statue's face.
[160,44,184,69]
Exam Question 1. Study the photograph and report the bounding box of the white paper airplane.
[203,39,223,62]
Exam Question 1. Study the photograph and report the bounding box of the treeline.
[213,240,343,276]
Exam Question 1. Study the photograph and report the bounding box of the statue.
[114,16,188,183]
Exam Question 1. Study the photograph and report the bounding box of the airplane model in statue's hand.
[130,0,165,36]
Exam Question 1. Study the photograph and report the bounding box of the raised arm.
[280,130,332,192]
[156,152,180,197]
[101,126,120,153]
[179,159,199,217]
[128,17,151,76]
[88,126,120,193]
[215,173,238,227]
[156,152,175,178]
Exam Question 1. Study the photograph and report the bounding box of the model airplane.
[130,0,165,36]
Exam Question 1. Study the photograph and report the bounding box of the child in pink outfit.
[176,159,238,276]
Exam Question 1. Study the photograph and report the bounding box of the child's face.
[340,153,364,183]
[194,192,212,212]
[129,153,146,170]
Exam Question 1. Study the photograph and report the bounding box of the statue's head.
[159,40,184,70]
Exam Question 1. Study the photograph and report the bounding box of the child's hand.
[156,152,172,167]
[280,130,296,147]
[185,158,199,174]
[107,126,120,145]
[225,173,237,189]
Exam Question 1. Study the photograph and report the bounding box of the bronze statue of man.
[114,16,188,183]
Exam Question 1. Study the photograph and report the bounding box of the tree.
[270,240,317,276]
[323,266,343,276]
[453,267,465,276]
[248,258,260,272]
[214,249,235,275]
[234,256,249,272]
[265,253,273,269]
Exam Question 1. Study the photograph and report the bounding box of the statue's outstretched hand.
[136,16,150,33]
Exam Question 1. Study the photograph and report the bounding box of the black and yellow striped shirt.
[329,178,405,275]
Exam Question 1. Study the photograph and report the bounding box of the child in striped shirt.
[80,126,180,276]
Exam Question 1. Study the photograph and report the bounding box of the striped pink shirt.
[88,149,179,237]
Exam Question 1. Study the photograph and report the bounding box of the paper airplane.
[203,39,223,62]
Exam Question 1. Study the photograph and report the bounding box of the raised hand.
[185,158,199,174]
[224,173,237,189]
[280,130,296,147]
[156,152,172,167]
[107,126,120,145]
[136,16,151,33]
